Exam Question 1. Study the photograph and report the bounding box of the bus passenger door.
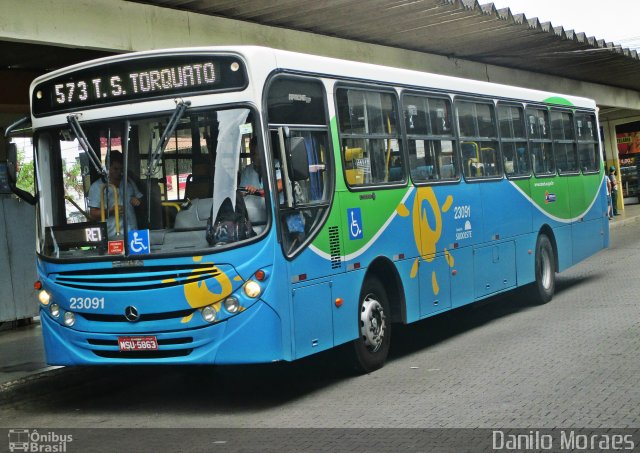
[275,129,336,358]
[265,75,337,359]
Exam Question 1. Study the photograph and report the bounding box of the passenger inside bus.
[240,136,283,199]
[87,150,143,238]
[239,136,274,234]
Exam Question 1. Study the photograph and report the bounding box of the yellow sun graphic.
[398,187,454,295]
[163,256,234,323]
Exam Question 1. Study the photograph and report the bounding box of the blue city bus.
[21,47,607,372]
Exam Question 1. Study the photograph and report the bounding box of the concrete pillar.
[0,196,38,322]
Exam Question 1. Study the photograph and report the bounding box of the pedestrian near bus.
[606,174,613,220]
[609,166,619,216]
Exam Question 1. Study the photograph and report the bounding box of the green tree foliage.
[64,160,83,199]
[15,150,35,195]
[15,151,83,199]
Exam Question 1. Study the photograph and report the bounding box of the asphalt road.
[1,221,639,451]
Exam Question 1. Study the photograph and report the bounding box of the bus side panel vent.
[329,226,342,269]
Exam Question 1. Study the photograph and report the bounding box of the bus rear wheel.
[529,234,555,304]
[349,278,391,373]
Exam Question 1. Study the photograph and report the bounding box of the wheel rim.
[540,247,552,290]
[360,293,387,353]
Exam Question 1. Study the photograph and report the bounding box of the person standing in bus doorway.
[87,150,143,237]
[609,166,620,216]
[606,173,613,220]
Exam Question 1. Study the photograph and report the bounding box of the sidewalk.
[609,201,640,228]
[0,319,60,390]
[1,203,639,389]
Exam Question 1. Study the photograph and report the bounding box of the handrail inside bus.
[100,183,120,235]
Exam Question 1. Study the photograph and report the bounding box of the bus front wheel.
[529,234,555,304]
[349,278,391,373]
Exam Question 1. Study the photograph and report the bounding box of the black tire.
[529,234,555,304]
[348,278,391,373]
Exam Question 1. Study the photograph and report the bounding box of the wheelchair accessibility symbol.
[128,229,150,255]
[347,208,363,240]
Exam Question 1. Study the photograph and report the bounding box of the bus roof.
[30,45,596,125]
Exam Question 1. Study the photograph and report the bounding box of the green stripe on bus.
[543,96,574,107]
[513,173,602,219]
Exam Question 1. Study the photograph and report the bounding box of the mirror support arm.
[4,117,38,205]
[8,182,38,205]
[4,116,29,138]
[5,162,37,205]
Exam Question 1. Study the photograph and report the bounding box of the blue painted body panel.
[39,174,608,365]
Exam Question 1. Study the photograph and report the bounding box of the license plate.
[117,336,158,351]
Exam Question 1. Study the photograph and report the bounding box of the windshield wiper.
[144,99,190,225]
[67,114,108,180]
[145,100,191,179]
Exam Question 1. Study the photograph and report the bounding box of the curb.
[0,366,65,394]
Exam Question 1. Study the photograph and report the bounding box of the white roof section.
[30,45,596,127]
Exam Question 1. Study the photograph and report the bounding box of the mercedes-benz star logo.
[124,306,140,322]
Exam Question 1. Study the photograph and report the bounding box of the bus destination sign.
[32,54,247,116]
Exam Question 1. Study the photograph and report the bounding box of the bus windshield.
[35,106,267,259]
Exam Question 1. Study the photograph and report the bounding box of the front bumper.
[41,301,283,365]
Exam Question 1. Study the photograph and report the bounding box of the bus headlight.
[38,290,51,305]
[244,280,261,298]
[49,303,60,318]
[201,305,217,323]
[224,296,240,313]
[63,311,75,327]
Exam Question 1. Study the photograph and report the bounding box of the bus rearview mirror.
[287,136,309,182]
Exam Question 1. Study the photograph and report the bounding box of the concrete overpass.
[2,0,640,190]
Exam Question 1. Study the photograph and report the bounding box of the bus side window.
[337,88,404,186]
[575,113,599,173]
[456,100,501,179]
[527,108,555,177]
[498,103,530,177]
[402,94,457,182]
[551,109,578,174]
